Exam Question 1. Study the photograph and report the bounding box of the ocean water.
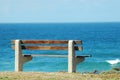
[0,23,120,73]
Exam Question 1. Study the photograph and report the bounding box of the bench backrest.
[11,40,82,51]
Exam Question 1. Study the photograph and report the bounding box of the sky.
[0,0,120,23]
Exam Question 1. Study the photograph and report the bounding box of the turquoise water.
[0,23,120,72]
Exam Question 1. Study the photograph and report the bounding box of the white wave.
[106,58,120,65]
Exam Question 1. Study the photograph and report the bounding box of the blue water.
[0,23,120,72]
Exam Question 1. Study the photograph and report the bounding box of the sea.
[0,23,120,73]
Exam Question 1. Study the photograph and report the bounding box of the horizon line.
[0,22,120,24]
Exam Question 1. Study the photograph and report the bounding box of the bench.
[11,40,90,73]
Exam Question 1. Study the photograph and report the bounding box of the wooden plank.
[11,40,68,44]
[31,54,68,58]
[12,46,68,50]
[12,46,82,51]
[74,46,83,51]
[74,40,82,44]
[11,40,82,44]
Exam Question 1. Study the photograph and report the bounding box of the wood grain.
[12,46,82,51]
[11,40,82,44]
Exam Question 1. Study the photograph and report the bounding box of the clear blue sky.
[0,0,120,23]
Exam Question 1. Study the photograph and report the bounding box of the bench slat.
[31,54,68,58]
[12,46,82,50]
[11,40,82,44]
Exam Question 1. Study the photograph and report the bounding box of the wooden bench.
[11,40,90,73]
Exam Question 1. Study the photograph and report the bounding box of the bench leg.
[15,54,32,72]
[15,40,32,72]
[68,40,76,73]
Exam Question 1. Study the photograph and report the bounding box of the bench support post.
[15,40,32,72]
[75,56,85,65]
[68,40,76,73]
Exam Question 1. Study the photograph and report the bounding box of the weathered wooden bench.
[11,40,90,73]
